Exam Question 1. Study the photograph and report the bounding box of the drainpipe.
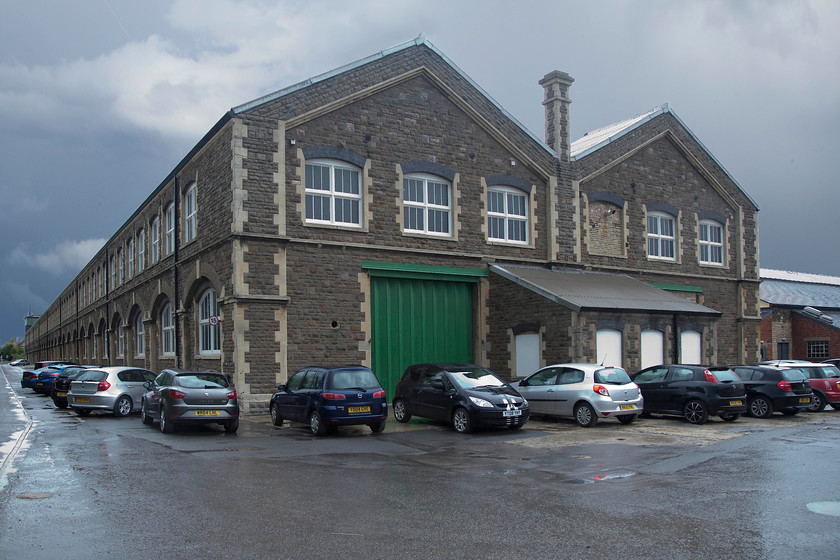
[673,314,680,364]
[174,176,181,369]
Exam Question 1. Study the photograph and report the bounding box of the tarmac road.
[2,363,839,560]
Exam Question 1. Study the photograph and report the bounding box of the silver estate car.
[511,363,643,427]
[67,367,157,417]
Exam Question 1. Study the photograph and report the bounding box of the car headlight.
[469,396,493,408]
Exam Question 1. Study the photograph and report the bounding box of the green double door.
[370,275,475,399]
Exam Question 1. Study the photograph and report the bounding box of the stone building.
[25,35,761,413]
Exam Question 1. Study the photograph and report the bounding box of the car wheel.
[224,419,239,434]
[781,409,799,416]
[54,399,68,409]
[748,396,772,418]
[309,410,327,436]
[74,408,91,417]
[393,399,411,422]
[369,420,386,434]
[113,395,132,417]
[141,402,154,425]
[574,402,597,427]
[616,414,635,424]
[807,392,826,412]
[452,408,473,433]
[160,406,174,434]
[683,400,708,424]
[270,403,283,426]
[719,413,740,422]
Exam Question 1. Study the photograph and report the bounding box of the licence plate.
[503,409,522,417]
[195,410,220,416]
[799,397,811,403]
[57,392,67,397]
[36,382,43,386]
[348,406,370,414]
[76,397,90,403]
[620,404,636,411]
[729,400,743,406]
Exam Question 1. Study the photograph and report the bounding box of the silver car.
[67,367,156,417]
[511,363,643,427]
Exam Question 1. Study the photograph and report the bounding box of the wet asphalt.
[2,364,840,560]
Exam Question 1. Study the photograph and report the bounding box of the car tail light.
[96,381,111,392]
[169,389,186,399]
[372,390,386,399]
[227,391,237,400]
[593,384,609,397]
[49,373,59,378]
[704,370,718,383]
[777,380,792,392]
[322,393,347,400]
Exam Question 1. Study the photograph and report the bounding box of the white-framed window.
[198,288,220,354]
[807,340,829,360]
[488,186,528,243]
[165,203,175,255]
[647,212,676,261]
[135,314,145,357]
[127,238,134,279]
[117,323,125,358]
[117,248,124,285]
[184,183,197,242]
[81,281,86,308]
[403,173,451,236]
[151,216,160,264]
[699,220,723,265]
[137,229,145,273]
[97,267,102,299]
[305,160,361,227]
[161,303,175,356]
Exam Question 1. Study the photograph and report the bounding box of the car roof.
[541,363,627,371]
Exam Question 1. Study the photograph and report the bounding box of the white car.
[511,363,643,427]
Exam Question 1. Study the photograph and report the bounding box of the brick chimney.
[539,71,574,162]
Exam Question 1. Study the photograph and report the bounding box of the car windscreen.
[780,369,807,381]
[77,370,108,382]
[175,373,230,389]
[327,369,381,390]
[710,368,741,382]
[594,367,632,384]
[447,367,506,389]
[819,365,840,378]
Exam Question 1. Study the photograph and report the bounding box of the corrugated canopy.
[490,264,721,315]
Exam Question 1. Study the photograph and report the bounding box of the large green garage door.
[364,261,486,399]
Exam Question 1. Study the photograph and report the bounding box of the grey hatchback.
[141,369,239,434]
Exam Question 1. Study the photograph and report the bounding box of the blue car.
[269,366,388,436]
[22,367,58,390]
[34,364,76,395]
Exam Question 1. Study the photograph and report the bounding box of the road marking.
[0,366,35,490]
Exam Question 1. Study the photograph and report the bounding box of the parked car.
[51,366,98,408]
[729,365,813,417]
[21,366,58,390]
[630,365,747,424]
[511,363,642,427]
[35,360,76,369]
[270,366,387,436]
[392,363,529,433]
[765,361,840,412]
[67,367,156,417]
[10,359,30,367]
[141,369,240,434]
[821,358,840,368]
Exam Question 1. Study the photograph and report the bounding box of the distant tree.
[1,339,24,361]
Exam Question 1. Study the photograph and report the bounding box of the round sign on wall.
[209,315,219,326]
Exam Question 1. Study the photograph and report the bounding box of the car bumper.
[167,404,240,423]
[68,393,120,410]
[592,396,644,417]
[709,395,748,415]
[320,404,388,427]
[772,394,813,411]
[470,407,530,428]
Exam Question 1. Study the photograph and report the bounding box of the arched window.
[199,289,220,354]
[151,216,160,263]
[184,183,197,242]
[596,329,622,367]
[680,330,702,365]
[403,173,451,235]
[127,237,134,279]
[161,303,175,356]
[137,229,146,273]
[117,323,125,358]
[165,203,175,255]
[117,248,124,284]
[640,329,664,369]
[305,160,361,227]
[135,314,145,357]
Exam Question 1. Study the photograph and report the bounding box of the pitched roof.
[490,264,721,315]
[760,268,840,309]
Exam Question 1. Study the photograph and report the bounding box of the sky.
[0,0,838,344]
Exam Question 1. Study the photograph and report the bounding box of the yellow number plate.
[76,397,90,403]
[729,400,743,406]
[57,392,67,397]
[348,406,371,414]
[195,410,220,416]
[799,397,811,403]
[619,404,636,411]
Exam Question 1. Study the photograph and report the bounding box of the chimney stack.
[539,71,574,162]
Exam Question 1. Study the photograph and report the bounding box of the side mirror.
[519,379,529,387]
[143,381,153,390]
[277,384,286,392]
[431,381,445,390]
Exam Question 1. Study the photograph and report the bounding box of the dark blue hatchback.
[269,366,388,436]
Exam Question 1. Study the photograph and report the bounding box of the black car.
[50,366,97,408]
[630,365,747,424]
[141,369,240,434]
[391,363,529,433]
[729,365,813,417]
[270,366,388,436]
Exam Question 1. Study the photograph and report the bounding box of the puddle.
[806,502,840,517]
